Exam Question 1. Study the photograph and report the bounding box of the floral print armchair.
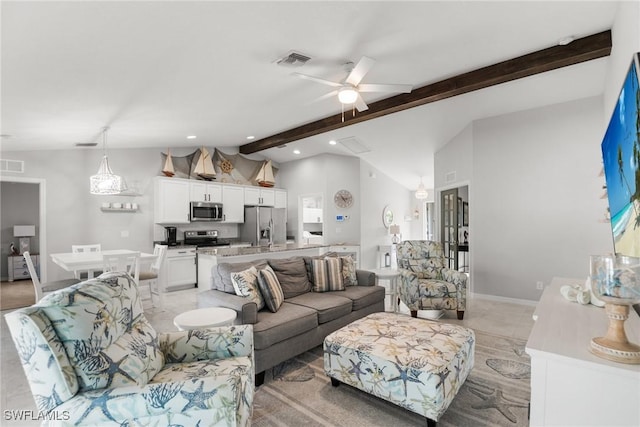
[4,272,254,426]
[396,240,467,319]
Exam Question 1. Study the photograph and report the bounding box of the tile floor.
[0,288,535,426]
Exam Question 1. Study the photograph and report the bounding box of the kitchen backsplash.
[153,222,238,243]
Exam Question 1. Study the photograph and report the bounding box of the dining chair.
[138,244,168,310]
[71,243,102,279]
[23,251,80,302]
[102,252,141,284]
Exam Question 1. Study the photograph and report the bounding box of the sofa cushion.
[253,302,318,350]
[286,292,352,324]
[257,265,285,313]
[231,266,265,311]
[215,260,268,293]
[334,285,386,311]
[267,257,312,298]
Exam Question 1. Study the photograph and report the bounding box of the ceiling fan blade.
[358,83,412,93]
[292,72,342,87]
[311,90,339,104]
[355,94,369,112]
[346,56,375,86]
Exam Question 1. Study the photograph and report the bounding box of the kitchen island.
[197,243,329,290]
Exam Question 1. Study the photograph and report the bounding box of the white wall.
[472,96,611,300]
[278,153,360,245]
[359,161,412,269]
[604,0,640,116]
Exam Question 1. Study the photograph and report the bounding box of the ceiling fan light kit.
[338,87,358,104]
[295,55,412,113]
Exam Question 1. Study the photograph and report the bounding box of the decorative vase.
[589,254,640,364]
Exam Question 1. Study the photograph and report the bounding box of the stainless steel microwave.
[190,202,223,221]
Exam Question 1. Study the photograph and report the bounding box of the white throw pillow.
[231,266,265,310]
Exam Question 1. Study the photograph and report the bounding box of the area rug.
[0,280,35,310]
[252,329,530,427]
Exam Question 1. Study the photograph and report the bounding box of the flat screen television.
[601,52,640,258]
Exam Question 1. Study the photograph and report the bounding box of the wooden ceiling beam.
[240,30,611,155]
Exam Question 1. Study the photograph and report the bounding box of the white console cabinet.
[526,277,640,426]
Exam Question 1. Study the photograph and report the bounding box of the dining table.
[50,249,156,279]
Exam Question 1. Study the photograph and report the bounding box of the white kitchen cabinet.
[190,182,222,203]
[244,187,275,206]
[274,189,287,209]
[154,177,190,224]
[164,248,197,290]
[303,207,323,223]
[221,184,244,223]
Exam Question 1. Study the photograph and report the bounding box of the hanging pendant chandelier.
[90,127,127,195]
[415,177,428,199]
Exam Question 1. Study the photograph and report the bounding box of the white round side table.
[371,268,400,313]
[173,307,237,331]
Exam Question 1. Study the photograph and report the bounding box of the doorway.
[439,185,469,272]
[0,177,47,282]
[298,193,324,244]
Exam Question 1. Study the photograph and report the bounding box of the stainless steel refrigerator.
[240,207,286,246]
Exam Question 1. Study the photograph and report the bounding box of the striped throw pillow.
[312,258,345,292]
[257,265,285,312]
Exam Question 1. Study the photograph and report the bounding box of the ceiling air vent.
[75,142,98,147]
[276,51,311,67]
[338,136,370,154]
[0,159,25,173]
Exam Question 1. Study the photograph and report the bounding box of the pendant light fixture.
[89,127,127,195]
[415,177,428,200]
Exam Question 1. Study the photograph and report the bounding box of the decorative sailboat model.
[162,148,175,177]
[194,147,216,180]
[256,160,275,187]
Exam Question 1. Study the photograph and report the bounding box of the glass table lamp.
[389,224,401,244]
[589,254,640,364]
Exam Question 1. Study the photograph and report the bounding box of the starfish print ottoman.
[323,312,475,427]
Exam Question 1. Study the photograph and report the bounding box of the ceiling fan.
[293,56,412,112]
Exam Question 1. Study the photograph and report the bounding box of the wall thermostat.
[336,214,349,222]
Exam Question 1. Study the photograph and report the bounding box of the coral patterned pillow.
[231,266,265,310]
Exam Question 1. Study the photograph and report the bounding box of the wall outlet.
[536,281,544,290]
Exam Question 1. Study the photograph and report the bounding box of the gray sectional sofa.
[198,255,385,385]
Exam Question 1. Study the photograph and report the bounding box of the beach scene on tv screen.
[601,57,640,258]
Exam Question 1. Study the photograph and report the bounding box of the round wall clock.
[334,189,354,209]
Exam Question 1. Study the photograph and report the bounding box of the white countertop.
[526,277,640,375]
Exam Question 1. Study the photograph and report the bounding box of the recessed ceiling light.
[246,135,255,140]
[293,149,301,155]
[187,135,197,139]
[329,140,337,145]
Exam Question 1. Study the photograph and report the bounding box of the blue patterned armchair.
[4,272,254,426]
[396,240,467,320]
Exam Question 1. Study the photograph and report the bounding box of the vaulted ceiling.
[1,1,619,190]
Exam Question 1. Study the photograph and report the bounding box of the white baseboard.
[471,292,538,307]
